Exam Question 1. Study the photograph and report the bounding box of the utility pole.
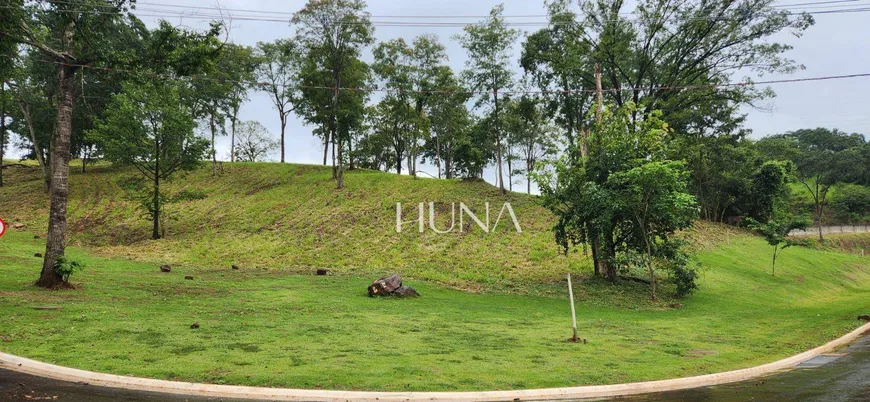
[595,63,603,124]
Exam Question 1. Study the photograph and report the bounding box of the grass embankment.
[0,162,588,294]
[1,162,869,391]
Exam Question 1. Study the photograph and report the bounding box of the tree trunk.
[0,84,5,188]
[230,108,238,163]
[18,100,50,190]
[643,229,656,301]
[526,156,533,195]
[280,113,286,163]
[494,89,505,195]
[348,135,355,170]
[605,229,617,281]
[435,133,442,179]
[817,204,825,242]
[37,62,77,289]
[152,174,161,240]
[772,246,778,276]
[210,109,217,175]
[507,153,512,192]
[333,81,343,188]
[322,130,329,166]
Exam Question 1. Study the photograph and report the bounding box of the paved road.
[2,334,870,401]
[612,332,870,402]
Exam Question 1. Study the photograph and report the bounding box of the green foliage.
[609,160,699,299]
[369,35,448,176]
[455,4,520,193]
[520,0,593,147]
[749,160,794,222]
[830,184,870,225]
[757,128,868,240]
[2,220,870,390]
[52,256,85,282]
[420,67,474,179]
[746,214,811,276]
[89,79,209,239]
[293,0,374,188]
[255,39,301,162]
[538,103,699,297]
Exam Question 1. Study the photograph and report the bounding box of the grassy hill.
[0,162,589,294]
[1,161,870,390]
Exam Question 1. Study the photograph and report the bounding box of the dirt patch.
[685,349,719,358]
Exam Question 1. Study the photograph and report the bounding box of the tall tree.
[0,0,137,288]
[505,95,556,194]
[521,0,594,148]
[456,4,519,195]
[221,44,257,163]
[234,120,278,162]
[256,39,300,164]
[293,0,374,190]
[537,104,697,285]
[610,161,698,299]
[6,55,52,190]
[578,0,813,128]
[757,128,866,241]
[89,79,208,240]
[422,66,472,179]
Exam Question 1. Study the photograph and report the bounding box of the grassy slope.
[1,229,869,390]
[0,162,588,293]
[0,162,869,390]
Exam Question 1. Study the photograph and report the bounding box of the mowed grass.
[1,227,870,391]
[0,162,589,293]
[1,162,870,390]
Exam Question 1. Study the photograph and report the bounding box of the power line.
[772,0,859,7]
[3,52,870,96]
[5,2,870,28]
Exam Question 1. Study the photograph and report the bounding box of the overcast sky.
[10,0,870,190]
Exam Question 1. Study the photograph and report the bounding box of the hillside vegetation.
[1,162,590,293]
[2,162,870,390]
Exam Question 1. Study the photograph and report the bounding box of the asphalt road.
[2,333,869,401]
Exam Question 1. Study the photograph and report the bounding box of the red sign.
[0,218,6,239]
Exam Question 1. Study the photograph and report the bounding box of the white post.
[568,273,578,341]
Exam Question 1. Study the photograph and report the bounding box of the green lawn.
[1,162,869,390]
[0,162,590,294]
[1,227,869,391]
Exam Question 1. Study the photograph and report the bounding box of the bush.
[53,256,85,282]
[660,239,700,298]
[830,184,870,225]
[671,264,699,298]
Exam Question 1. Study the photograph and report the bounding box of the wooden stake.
[568,273,578,342]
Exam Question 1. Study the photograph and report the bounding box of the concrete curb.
[2,322,869,401]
